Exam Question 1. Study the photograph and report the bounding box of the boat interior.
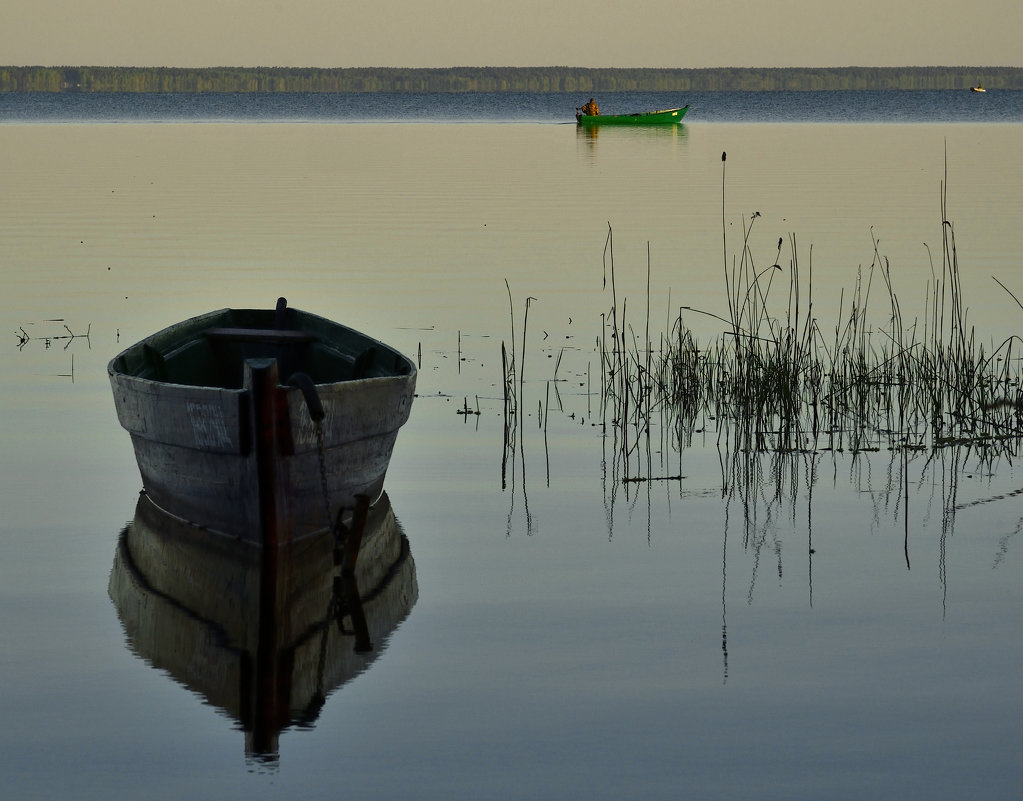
[111,306,413,389]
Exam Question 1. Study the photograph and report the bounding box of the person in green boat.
[578,98,599,116]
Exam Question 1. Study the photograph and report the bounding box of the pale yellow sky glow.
[6,0,1023,67]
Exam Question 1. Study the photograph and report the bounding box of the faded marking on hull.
[186,401,233,449]
[293,403,335,448]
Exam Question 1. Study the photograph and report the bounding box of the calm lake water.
[2,91,1023,799]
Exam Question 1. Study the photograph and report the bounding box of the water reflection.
[575,122,689,150]
[108,491,416,767]
[604,436,1022,682]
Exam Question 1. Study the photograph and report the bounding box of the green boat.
[576,105,689,126]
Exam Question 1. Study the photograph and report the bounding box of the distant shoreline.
[2,66,1020,93]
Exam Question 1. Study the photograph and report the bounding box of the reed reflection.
[500,287,537,536]
[108,491,416,768]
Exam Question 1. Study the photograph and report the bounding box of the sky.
[6,0,1023,68]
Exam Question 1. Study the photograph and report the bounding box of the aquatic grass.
[496,156,1022,533]
[595,180,1023,487]
[560,154,1023,583]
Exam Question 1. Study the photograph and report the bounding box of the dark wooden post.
[245,358,291,760]
[246,358,288,548]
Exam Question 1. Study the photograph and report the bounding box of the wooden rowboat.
[108,298,416,547]
[576,105,689,126]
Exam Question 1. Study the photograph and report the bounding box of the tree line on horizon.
[1,66,1019,93]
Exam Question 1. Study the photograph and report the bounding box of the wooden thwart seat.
[203,327,314,344]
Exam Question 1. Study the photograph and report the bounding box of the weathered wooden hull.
[108,301,416,546]
[576,105,689,125]
[108,490,417,764]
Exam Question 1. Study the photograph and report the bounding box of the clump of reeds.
[596,160,1023,485]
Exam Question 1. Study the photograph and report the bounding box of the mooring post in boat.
[246,357,294,760]
[246,358,290,549]
[249,358,292,754]
[274,296,288,329]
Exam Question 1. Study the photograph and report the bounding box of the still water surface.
[1,93,1022,799]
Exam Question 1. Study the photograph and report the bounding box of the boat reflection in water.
[108,490,417,767]
[576,122,689,145]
